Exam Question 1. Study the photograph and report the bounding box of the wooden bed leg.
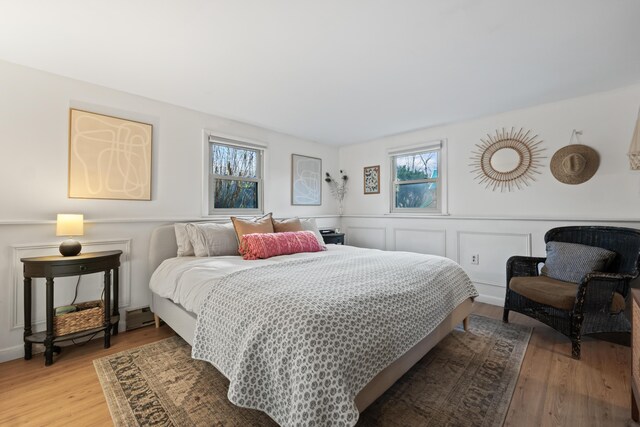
[463,317,469,332]
[154,314,161,328]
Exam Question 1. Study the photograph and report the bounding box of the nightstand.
[21,250,121,366]
[322,233,345,245]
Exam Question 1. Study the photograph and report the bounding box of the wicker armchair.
[503,226,640,359]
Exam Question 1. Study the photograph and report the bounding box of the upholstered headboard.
[148,224,178,275]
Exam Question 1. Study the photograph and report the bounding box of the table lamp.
[56,214,84,256]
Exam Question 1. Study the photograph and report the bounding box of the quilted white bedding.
[150,246,352,313]
[150,245,477,427]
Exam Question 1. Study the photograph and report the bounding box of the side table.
[21,250,122,366]
[322,232,345,245]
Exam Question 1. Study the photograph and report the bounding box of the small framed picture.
[363,165,380,194]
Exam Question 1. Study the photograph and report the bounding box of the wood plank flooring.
[0,303,635,426]
[0,326,175,427]
[474,304,635,427]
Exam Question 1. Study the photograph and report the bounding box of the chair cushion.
[509,275,625,313]
[541,241,616,284]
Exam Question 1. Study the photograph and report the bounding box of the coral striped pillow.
[240,231,326,260]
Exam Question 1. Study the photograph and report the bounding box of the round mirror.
[472,127,544,192]
[490,147,521,173]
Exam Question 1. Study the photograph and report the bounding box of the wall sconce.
[56,214,84,256]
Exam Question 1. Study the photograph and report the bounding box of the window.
[207,136,264,215]
[390,141,444,213]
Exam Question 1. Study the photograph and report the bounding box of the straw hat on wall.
[550,144,599,185]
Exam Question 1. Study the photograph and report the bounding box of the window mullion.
[212,175,260,183]
[394,179,437,185]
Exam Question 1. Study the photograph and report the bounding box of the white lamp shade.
[56,214,84,236]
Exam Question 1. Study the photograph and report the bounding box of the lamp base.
[59,239,82,257]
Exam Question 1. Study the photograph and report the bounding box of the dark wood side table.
[21,250,122,366]
[632,289,640,421]
[322,232,345,245]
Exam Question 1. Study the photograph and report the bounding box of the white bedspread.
[166,246,477,427]
[150,246,353,313]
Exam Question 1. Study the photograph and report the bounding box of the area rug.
[94,314,531,427]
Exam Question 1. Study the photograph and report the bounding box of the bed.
[148,224,477,426]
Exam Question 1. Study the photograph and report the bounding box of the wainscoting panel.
[457,231,531,288]
[11,239,131,331]
[345,226,386,250]
[393,228,446,256]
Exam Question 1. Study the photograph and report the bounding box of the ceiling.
[1,0,639,145]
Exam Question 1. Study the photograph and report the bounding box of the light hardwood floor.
[0,303,635,426]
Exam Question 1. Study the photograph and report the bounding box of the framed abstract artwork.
[291,154,322,205]
[68,109,152,200]
[363,165,380,194]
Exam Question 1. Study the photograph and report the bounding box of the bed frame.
[148,224,474,412]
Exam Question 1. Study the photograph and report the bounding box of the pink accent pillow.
[240,231,325,260]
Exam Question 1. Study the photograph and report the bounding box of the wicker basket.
[54,300,104,336]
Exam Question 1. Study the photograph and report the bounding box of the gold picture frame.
[363,165,380,194]
[68,109,152,200]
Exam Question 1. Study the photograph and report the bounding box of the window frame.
[203,133,265,216]
[389,140,447,214]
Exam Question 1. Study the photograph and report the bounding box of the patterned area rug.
[94,314,531,426]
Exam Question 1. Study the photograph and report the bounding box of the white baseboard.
[0,344,34,363]
[475,294,504,307]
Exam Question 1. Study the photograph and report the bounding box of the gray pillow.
[174,223,195,257]
[541,241,616,284]
[299,218,326,248]
[186,222,239,257]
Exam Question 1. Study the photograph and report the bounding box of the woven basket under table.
[54,300,104,336]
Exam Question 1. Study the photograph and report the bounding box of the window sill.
[340,213,450,219]
[203,209,264,217]
[386,212,450,217]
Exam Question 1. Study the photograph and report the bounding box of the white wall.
[340,84,640,218]
[0,60,340,361]
[339,84,640,305]
[2,58,639,362]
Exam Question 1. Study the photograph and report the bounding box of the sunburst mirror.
[470,127,545,192]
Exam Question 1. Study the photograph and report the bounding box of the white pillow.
[186,222,239,257]
[299,218,326,248]
[174,223,195,257]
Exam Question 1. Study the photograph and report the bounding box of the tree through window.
[391,147,441,212]
[209,140,263,213]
